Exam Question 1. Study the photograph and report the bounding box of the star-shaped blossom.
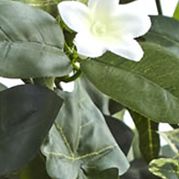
[58,0,151,61]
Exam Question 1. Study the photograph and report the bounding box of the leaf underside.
[41,80,129,179]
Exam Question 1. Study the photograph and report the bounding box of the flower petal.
[88,0,119,15]
[112,0,151,38]
[107,38,144,61]
[74,33,106,58]
[116,14,151,38]
[58,1,90,33]
[116,2,151,37]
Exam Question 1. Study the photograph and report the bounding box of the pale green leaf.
[149,158,179,179]
[41,80,129,179]
[0,1,71,78]
[0,83,7,91]
[160,129,179,154]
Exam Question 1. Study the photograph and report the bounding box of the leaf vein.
[43,145,116,161]
[54,122,74,157]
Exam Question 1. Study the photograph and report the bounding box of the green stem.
[155,0,163,15]
[33,77,55,90]
[55,70,81,87]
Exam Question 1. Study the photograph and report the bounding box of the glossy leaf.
[0,85,63,175]
[41,80,129,179]
[81,16,179,124]
[105,115,134,155]
[130,111,160,163]
[149,157,179,179]
[0,1,71,78]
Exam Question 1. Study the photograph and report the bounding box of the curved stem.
[55,70,81,85]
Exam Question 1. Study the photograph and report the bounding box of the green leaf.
[0,1,71,78]
[122,159,159,179]
[80,76,110,115]
[174,3,179,20]
[161,145,177,158]
[86,168,119,179]
[109,100,124,115]
[81,75,123,115]
[41,80,129,179]
[19,154,50,179]
[105,115,133,155]
[81,16,179,124]
[130,111,160,163]
[0,83,7,91]
[12,0,58,17]
[149,157,179,179]
[0,85,63,175]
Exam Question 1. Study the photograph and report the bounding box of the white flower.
[58,0,151,61]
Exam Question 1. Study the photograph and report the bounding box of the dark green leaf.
[86,168,119,179]
[19,154,50,179]
[170,124,179,129]
[122,159,160,179]
[0,85,63,175]
[105,115,133,155]
[130,111,160,163]
[12,0,58,17]
[0,175,19,179]
[41,80,129,179]
[0,1,71,78]
[109,100,124,115]
[81,16,179,124]
[149,157,179,179]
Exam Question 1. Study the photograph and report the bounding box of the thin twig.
[155,0,163,15]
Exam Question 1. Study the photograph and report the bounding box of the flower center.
[91,21,106,36]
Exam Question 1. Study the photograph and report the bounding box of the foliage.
[41,80,129,179]
[149,129,179,179]
[0,0,178,179]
